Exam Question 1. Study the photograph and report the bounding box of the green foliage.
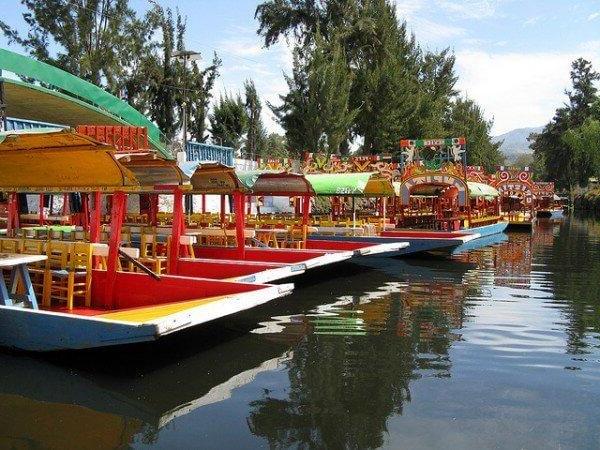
[244,80,268,158]
[263,133,289,158]
[209,93,248,149]
[257,0,496,157]
[563,118,600,185]
[271,33,357,155]
[530,58,600,195]
[444,98,504,172]
[0,0,144,88]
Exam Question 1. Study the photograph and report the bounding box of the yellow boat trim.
[98,295,229,323]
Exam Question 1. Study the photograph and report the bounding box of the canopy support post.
[105,191,125,309]
[169,188,184,274]
[302,195,310,249]
[149,194,158,226]
[201,194,206,214]
[220,195,226,225]
[382,197,387,230]
[352,197,356,236]
[38,194,44,226]
[90,192,101,243]
[233,190,246,259]
[7,192,19,237]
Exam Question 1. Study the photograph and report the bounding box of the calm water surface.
[2,217,600,449]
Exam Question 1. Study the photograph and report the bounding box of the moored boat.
[0,129,293,351]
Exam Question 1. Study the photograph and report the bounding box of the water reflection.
[2,217,600,449]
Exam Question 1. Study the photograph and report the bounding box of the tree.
[244,80,267,158]
[531,58,599,197]
[187,53,221,143]
[444,97,504,172]
[146,6,178,141]
[257,0,466,154]
[563,118,600,186]
[271,34,357,154]
[0,0,149,91]
[263,133,289,158]
[209,93,248,149]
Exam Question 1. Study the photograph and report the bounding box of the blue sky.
[2,0,600,135]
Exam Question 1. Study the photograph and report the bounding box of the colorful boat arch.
[490,167,536,204]
[0,48,168,157]
[399,173,469,206]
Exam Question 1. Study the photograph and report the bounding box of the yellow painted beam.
[97,295,230,323]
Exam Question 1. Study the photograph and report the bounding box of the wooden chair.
[0,238,22,254]
[138,232,167,274]
[46,242,92,309]
[282,226,305,249]
[42,241,71,308]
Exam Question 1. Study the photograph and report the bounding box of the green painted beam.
[0,48,169,158]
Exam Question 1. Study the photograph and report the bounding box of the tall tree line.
[530,58,600,199]
[256,0,502,169]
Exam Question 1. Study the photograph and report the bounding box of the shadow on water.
[2,216,600,449]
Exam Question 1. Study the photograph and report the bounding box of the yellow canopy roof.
[116,152,190,193]
[0,128,142,193]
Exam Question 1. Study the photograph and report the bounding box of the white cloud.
[219,39,265,58]
[454,45,600,135]
[523,16,541,26]
[588,12,600,21]
[436,0,500,19]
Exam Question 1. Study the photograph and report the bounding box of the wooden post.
[220,194,226,225]
[169,188,184,274]
[233,190,246,259]
[6,192,19,236]
[90,192,102,243]
[38,193,44,225]
[302,195,310,249]
[149,194,158,226]
[201,194,206,214]
[105,191,126,309]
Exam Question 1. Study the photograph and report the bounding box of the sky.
[1,0,600,136]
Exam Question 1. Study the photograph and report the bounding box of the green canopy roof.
[468,181,499,199]
[305,172,395,197]
[0,48,168,157]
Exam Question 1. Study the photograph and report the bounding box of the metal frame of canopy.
[0,128,192,308]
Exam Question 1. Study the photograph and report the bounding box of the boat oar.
[118,249,161,281]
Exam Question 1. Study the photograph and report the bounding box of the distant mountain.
[493,126,543,161]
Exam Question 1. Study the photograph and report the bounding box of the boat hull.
[0,283,293,352]
[308,233,473,256]
[463,221,509,237]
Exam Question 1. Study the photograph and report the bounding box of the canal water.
[1,217,600,449]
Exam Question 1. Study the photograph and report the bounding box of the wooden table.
[0,253,46,309]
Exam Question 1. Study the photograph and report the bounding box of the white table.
[0,253,46,309]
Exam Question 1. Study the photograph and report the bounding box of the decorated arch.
[491,167,536,206]
[399,173,469,206]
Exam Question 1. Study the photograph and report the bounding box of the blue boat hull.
[308,234,467,256]
[463,221,509,237]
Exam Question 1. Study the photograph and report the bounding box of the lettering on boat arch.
[400,174,468,206]
[495,180,535,204]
